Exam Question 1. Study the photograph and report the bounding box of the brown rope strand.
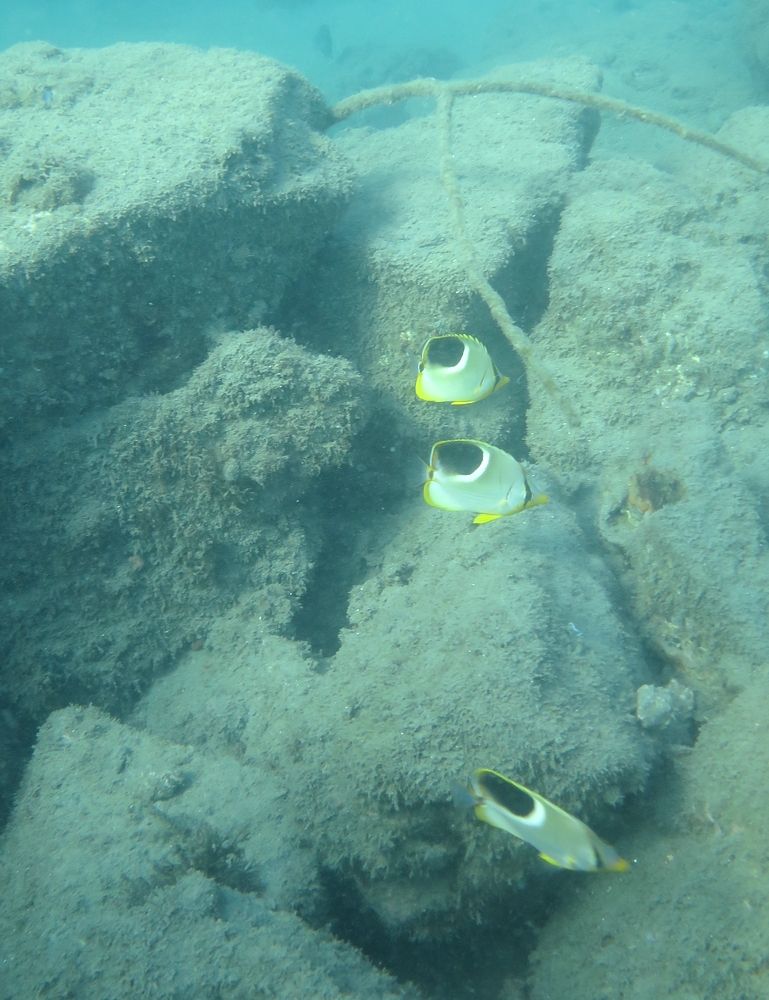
[328,72,764,429]
[330,76,768,174]
[435,87,581,427]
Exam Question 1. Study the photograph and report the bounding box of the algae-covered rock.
[136,496,652,941]
[0,328,362,720]
[528,671,769,1000]
[285,57,601,454]
[0,706,416,1000]
[0,41,355,442]
[6,44,761,991]
[526,157,769,712]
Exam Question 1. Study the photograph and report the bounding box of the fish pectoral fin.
[450,781,477,810]
[473,513,502,524]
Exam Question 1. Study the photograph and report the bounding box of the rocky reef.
[1,36,769,1000]
[1,328,362,720]
[0,41,354,444]
[0,705,416,1000]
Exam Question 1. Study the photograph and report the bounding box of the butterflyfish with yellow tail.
[457,769,628,872]
[422,439,548,524]
[415,334,509,404]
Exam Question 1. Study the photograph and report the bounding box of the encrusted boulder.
[137,496,653,941]
[526,156,769,712]
[529,671,769,1000]
[0,706,415,1000]
[0,329,362,720]
[0,41,355,442]
[287,57,601,453]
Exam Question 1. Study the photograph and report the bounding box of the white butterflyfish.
[415,334,509,405]
[462,769,628,873]
[423,439,548,524]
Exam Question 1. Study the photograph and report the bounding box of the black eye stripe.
[479,771,535,818]
[426,336,465,368]
[434,441,484,476]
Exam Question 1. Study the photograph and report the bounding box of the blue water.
[1,0,498,91]
[0,0,752,121]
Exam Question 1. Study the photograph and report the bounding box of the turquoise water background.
[0,0,753,119]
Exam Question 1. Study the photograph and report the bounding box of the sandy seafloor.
[1,1,769,999]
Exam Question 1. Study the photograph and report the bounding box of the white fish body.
[416,335,508,405]
[423,440,547,524]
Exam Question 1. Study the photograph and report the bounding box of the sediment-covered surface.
[0,328,362,720]
[526,148,769,713]
[529,672,769,1000]
[0,39,362,725]
[283,57,602,453]
[135,498,652,942]
[2,37,768,1000]
[521,105,769,999]
[0,41,354,443]
[0,706,416,1000]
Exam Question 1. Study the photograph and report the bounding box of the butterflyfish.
[463,769,628,872]
[415,334,509,405]
[423,439,548,524]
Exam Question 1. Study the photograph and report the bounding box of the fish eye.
[426,336,465,368]
[434,441,484,476]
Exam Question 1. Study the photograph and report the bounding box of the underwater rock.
[636,679,694,730]
[0,41,355,443]
[284,56,601,455]
[0,706,415,1000]
[136,495,653,942]
[528,671,769,1000]
[0,328,362,721]
[301,501,652,938]
[526,157,769,712]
